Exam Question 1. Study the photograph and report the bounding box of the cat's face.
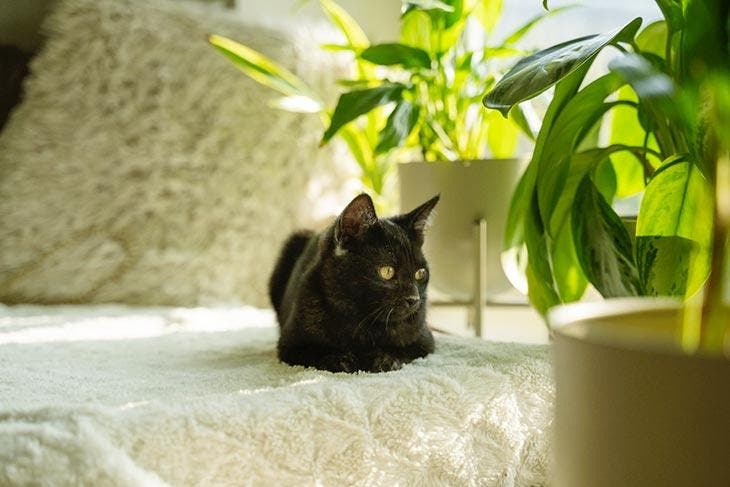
[321,194,439,325]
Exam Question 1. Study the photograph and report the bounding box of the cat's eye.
[378,265,395,280]
[415,268,427,280]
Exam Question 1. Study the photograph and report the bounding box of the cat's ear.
[335,193,378,245]
[399,194,439,245]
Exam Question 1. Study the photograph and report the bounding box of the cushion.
[0,0,350,307]
[0,304,554,485]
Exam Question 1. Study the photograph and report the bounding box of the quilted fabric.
[0,304,554,486]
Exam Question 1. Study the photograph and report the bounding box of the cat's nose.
[404,295,420,307]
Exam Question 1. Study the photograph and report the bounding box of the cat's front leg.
[319,351,358,373]
[365,334,434,372]
[367,352,403,372]
[278,345,358,373]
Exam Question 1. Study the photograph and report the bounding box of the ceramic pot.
[398,159,522,302]
[548,298,730,487]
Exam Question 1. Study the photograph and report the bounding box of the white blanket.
[0,305,553,486]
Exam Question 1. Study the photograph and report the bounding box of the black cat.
[268,193,439,373]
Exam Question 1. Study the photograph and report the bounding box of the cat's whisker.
[353,303,388,337]
[385,307,394,329]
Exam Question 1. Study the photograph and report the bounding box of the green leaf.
[542,0,549,10]
[504,161,538,250]
[572,175,642,297]
[636,236,693,296]
[320,43,357,52]
[635,20,668,58]
[321,84,405,144]
[442,0,464,29]
[375,100,420,154]
[654,0,684,31]
[593,156,618,203]
[339,125,373,174]
[536,73,627,226]
[208,35,316,99]
[319,0,369,49]
[680,0,730,83]
[524,193,560,315]
[502,6,575,47]
[552,217,588,302]
[483,47,525,58]
[503,61,593,253]
[549,145,648,241]
[400,9,433,54]
[435,0,468,53]
[483,18,642,115]
[608,85,648,197]
[637,161,712,244]
[319,0,376,81]
[474,0,503,34]
[455,52,473,71]
[360,43,431,69]
[501,62,596,301]
[509,104,534,140]
[486,110,519,158]
[609,54,676,107]
[609,54,691,156]
[336,79,380,88]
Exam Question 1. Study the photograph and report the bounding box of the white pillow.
[0,0,350,306]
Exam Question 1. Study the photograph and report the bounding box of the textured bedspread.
[0,305,553,486]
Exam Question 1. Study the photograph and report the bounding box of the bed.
[0,305,553,486]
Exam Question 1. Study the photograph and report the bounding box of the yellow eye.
[378,265,395,280]
[415,268,427,280]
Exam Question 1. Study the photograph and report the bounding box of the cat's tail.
[268,230,313,315]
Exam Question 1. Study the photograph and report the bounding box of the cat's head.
[321,193,439,325]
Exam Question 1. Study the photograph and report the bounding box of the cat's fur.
[269,193,439,373]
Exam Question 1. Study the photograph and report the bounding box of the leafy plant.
[321,0,571,162]
[484,0,729,352]
[209,0,564,205]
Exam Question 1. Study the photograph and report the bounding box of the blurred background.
[2,0,660,51]
[0,0,660,342]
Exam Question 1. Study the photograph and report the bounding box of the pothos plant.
[209,0,564,207]
[484,0,729,352]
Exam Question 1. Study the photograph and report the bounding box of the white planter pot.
[398,159,522,302]
[548,298,730,487]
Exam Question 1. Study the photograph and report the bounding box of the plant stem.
[699,151,730,354]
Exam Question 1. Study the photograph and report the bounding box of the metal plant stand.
[430,218,488,337]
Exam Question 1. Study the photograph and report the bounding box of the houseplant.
[210,0,566,307]
[483,0,725,316]
[485,0,729,483]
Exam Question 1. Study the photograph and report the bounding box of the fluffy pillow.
[0,0,351,306]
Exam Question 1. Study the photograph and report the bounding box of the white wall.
[236,0,401,42]
[236,0,661,48]
[1,0,661,52]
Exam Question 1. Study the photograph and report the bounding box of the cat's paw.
[371,354,403,372]
[322,352,358,373]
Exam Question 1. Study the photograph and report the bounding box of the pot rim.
[549,297,684,355]
[548,297,681,330]
[548,297,730,360]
